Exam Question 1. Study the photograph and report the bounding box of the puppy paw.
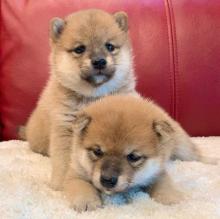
[49,178,63,191]
[152,189,184,205]
[70,192,102,212]
[64,175,102,212]
[149,172,185,205]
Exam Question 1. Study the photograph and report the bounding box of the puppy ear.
[113,11,128,31]
[50,17,66,42]
[152,120,174,142]
[72,112,91,133]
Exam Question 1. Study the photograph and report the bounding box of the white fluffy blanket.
[0,138,220,219]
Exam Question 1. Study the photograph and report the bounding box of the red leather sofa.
[1,0,220,140]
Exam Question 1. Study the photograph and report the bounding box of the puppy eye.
[127,153,142,163]
[92,147,104,157]
[105,43,115,52]
[87,146,104,160]
[72,45,86,54]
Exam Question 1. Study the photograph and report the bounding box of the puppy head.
[71,95,174,194]
[50,9,134,97]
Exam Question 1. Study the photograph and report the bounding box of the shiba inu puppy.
[25,9,136,190]
[63,95,202,212]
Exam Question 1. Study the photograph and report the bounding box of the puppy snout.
[100,156,122,189]
[92,58,107,70]
[100,175,118,188]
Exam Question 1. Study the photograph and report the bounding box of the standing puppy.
[26,9,136,190]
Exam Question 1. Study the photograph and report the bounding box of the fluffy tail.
[17,126,26,140]
[172,138,219,165]
[199,155,220,165]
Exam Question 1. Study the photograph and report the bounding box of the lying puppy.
[63,95,203,212]
[25,9,136,190]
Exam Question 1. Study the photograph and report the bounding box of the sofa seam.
[164,0,179,119]
[168,0,179,120]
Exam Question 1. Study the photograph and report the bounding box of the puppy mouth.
[101,186,129,195]
[81,71,114,87]
[87,74,111,86]
[102,189,114,195]
[96,184,130,195]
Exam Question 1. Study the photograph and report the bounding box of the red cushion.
[1,0,220,140]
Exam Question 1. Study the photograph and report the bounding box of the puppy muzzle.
[81,68,115,86]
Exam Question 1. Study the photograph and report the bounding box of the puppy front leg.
[64,169,102,212]
[149,172,184,205]
[49,124,72,190]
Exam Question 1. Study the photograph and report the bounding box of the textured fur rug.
[0,138,220,219]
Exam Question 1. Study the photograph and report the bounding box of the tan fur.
[62,95,202,211]
[26,9,137,190]
[147,171,185,205]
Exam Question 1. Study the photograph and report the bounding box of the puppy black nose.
[100,175,118,188]
[92,58,107,70]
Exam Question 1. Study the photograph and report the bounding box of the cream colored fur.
[26,9,137,191]
[60,95,204,211]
